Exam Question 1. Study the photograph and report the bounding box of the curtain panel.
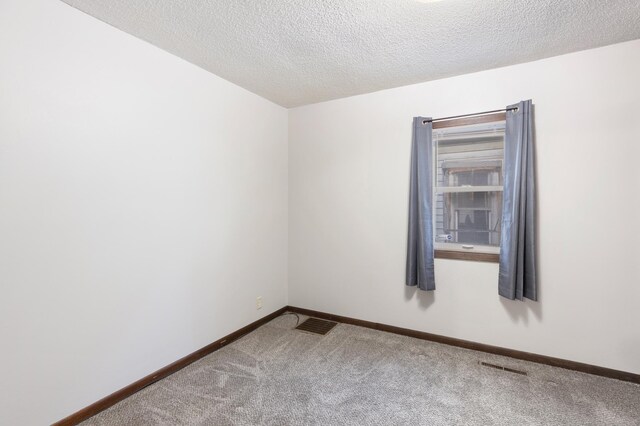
[406,117,436,291]
[499,100,537,301]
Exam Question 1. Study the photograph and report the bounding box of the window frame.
[432,112,506,263]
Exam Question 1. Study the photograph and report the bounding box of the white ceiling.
[61,0,640,108]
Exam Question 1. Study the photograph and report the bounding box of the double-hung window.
[433,115,505,261]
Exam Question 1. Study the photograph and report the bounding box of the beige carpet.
[83,313,640,425]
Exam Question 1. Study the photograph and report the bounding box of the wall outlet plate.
[256,296,263,310]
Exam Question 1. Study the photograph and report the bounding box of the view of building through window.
[433,121,505,253]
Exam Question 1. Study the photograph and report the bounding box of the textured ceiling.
[61,0,640,107]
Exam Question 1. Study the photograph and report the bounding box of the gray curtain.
[499,100,537,300]
[406,117,435,291]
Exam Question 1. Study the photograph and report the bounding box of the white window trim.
[434,242,501,254]
[435,186,503,193]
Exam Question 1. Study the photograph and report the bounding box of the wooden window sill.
[435,249,499,263]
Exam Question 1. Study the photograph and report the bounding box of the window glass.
[433,122,505,252]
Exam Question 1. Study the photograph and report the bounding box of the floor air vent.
[480,361,528,376]
[296,317,337,335]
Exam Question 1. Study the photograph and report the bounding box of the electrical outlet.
[256,296,263,310]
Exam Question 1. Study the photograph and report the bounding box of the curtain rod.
[422,107,518,124]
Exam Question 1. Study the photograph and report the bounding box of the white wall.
[0,1,287,424]
[289,40,640,374]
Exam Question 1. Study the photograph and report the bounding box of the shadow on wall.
[403,277,543,324]
[500,296,542,324]
[404,285,435,311]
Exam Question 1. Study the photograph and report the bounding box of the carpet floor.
[83,313,640,425]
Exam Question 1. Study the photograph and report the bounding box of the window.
[433,116,505,261]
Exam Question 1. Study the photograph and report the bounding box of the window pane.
[435,191,502,247]
[443,166,501,186]
[435,123,504,187]
[433,121,505,250]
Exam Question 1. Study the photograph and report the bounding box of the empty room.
[2,0,640,424]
